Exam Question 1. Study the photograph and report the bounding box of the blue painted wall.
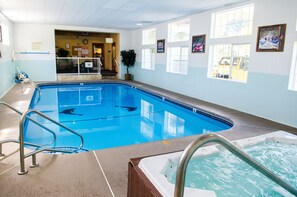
[132,63,297,128]
[131,0,297,128]
[15,60,56,81]
[0,61,15,98]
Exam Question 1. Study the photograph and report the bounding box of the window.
[211,4,254,38]
[208,4,254,82]
[209,44,250,82]
[142,48,155,70]
[289,42,297,91]
[142,28,156,45]
[168,19,190,42]
[1,24,10,45]
[167,46,189,74]
[167,19,190,74]
[142,29,156,70]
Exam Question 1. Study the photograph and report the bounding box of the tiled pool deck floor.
[1,80,296,196]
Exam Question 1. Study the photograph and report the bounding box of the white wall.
[0,12,15,98]
[131,0,297,128]
[13,24,132,81]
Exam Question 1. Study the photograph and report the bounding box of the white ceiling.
[0,0,250,29]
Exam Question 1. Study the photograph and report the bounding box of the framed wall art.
[256,24,286,52]
[157,39,165,53]
[192,34,205,53]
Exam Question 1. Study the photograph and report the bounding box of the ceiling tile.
[0,0,251,29]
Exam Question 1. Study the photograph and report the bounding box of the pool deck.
[1,80,296,196]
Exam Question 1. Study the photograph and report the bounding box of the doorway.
[92,43,104,69]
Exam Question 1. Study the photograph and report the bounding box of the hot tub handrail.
[174,133,297,197]
[0,101,57,152]
[18,109,84,175]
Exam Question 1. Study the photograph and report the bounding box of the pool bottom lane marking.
[59,108,83,116]
[92,151,115,197]
[115,105,137,112]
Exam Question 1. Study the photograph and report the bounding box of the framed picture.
[65,43,70,49]
[192,34,205,53]
[157,39,165,53]
[256,24,286,52]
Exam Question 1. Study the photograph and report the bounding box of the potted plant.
[120,49,136,80]
[57,48,70,57]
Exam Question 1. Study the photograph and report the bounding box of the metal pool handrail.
[174,133,297,197]
[27,78,41,94]
[18,109,85,174]
[0,101,56,150]
[25,79,41,107]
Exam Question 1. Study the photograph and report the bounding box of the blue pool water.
[25,83,231,151]
[164,141,297,196]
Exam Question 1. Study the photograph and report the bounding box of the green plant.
[57,48,70,57]
[120,49,136,75]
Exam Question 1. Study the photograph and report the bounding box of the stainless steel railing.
[0,101,57,155]
[174,133,297,197]
[18,109,85,175]
[0,101,86,174]
[26,78,41,107]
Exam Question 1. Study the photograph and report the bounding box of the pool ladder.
[174,133,297,197]
[0,101,86,175]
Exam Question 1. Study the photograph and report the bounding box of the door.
[92,43,104,69]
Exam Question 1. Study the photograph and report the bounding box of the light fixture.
[136,23,143,26]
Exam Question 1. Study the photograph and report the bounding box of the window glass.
[167,47,188,74]
[142,48,155,70]
[1,24,10,45]
[209,44,250,82]
[168,19,190,42]
[211,4,254,38]
[289,42,297,91]
[142,29,156,45]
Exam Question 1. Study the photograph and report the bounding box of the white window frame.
[142,48,155,70]
[208,4,254,83]
[168,19,190,42]
[1,23,10,46]
[142,28,156,45]
[142,28,156,70]
[211,4,254,38]
[167,46,189,74]
[208,44,250,82]
[289,41,297,91]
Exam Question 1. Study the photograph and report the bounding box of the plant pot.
[125,74,132,80]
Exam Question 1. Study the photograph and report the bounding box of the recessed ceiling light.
[136,23,143,26]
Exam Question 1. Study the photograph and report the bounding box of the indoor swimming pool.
[24,83,232,150]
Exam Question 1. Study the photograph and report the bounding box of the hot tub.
[128,131,297,197]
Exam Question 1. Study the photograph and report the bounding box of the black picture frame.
[157,39,165,53]
[192,34,206,53]
[256,24,286,52]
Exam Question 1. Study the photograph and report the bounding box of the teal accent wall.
[15,60,56,81]
[132,63,297,128]
[0,61,15,98]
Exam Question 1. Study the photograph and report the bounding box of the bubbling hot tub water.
[139,131,297,197]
